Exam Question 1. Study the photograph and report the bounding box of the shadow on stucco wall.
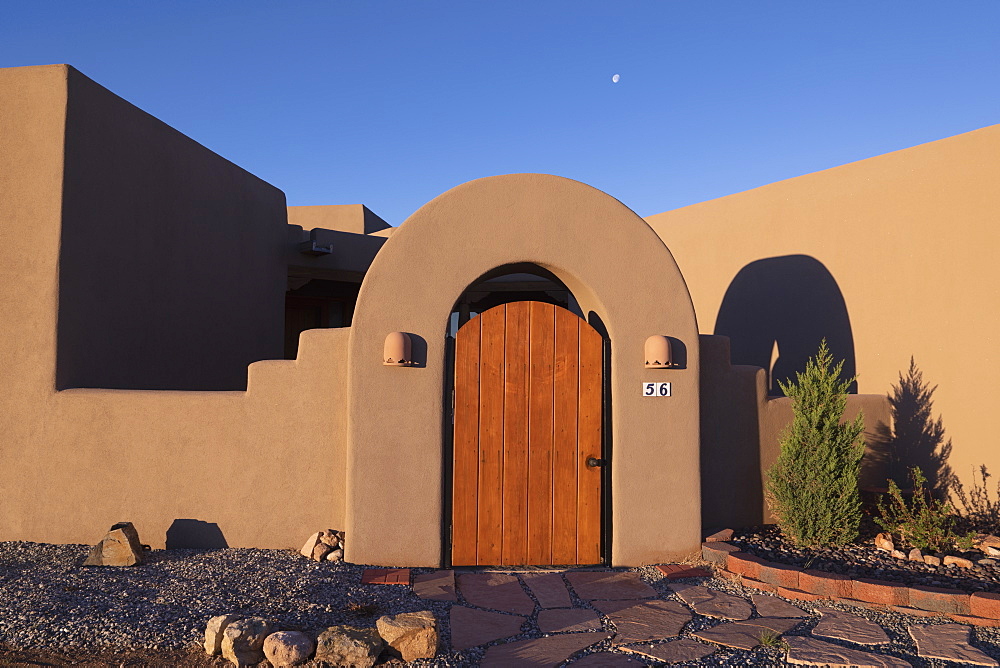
[863,358,955,497]
[715,255,857,395]
[165,519,229,549]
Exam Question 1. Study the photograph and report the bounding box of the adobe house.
[2,63,993,567]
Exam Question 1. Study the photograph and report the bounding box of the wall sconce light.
[644,335,672,369]
[383,332,413,367]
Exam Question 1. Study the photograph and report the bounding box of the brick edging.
[702,541,1000,626]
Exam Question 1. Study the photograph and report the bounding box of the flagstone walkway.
[382,565,1000,665]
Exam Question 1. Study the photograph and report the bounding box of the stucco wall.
[0,65,347,549]
[58,66,287,391]
[346,174,702,567]
[647,125,1000,494]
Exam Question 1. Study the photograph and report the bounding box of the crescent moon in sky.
[612,74,620,83]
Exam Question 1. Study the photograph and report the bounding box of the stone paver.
[481,631,612,667]
[655,563,712,579]
[449,605,525,651]
[522,572,572,608]
[785,636,912,667]
[538,608,602,633]
[591,599,690,644]
[457,573,535,615]
[412,570,457,602]
[750,593,809,618]
[908,623,999,666]
[620,638,716,663]
[360,568,410,584]
[669,583,752,620]
[569,651,638,666]
[692,616,801,650]
[566,571,657,600]
[813,606,891,645]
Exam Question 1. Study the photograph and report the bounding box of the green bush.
[876,466,975,553]
[765,340,866,547]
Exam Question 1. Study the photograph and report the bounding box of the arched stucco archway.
[345,174,701,567]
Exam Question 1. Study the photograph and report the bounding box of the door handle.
[586,457,606,468]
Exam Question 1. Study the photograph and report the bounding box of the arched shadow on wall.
[165,519,229,549]
[715,255,857,395]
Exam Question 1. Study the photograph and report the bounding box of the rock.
[669,583,753,620]
[620,638,716,663]
[376,610,438,662]
[705,528,735,542]
[263,631,314,667]
[83,522,144,567]
[974,534,1000,550]
[923,554,942,566]
[909,623,999,666]
[812,607,890,645]
[204,614,242,656]
[987,545,1000,557]
[908,548,923,562]
[450,606,525,650]
[874,532,894,552]
[891,549,907,559]
[319,529,341,547]
[978,558,997,566]
[315,626,384,668]
[413,570,458,602]
[944,555,974,568]
[300,532,321,559]
[325,549,344,562]
[221,617,276,666]
[785,635,912,667]
[312,542,332,562]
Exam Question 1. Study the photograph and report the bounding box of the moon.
[612,74,620,83]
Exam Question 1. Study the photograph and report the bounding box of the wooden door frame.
[441,302,611,568]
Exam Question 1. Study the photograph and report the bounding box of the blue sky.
[3,2,999,225]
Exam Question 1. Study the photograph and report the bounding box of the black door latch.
[586,457,606,468]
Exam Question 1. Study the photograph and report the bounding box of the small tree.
[766,340,866,547]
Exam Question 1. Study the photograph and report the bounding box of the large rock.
[315,626,384,668]
[300,532,321,559]
[376,610,438,662]
[221,617,276,666]
[263,631,314,667]
[204,614,243,655]
[83,522,144,567]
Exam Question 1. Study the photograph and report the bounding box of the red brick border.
[706,541,997,620]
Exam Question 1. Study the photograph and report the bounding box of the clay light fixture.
[383,332,413,367]
[644,335,672,369]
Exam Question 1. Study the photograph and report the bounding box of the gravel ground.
[3,541,1000,666]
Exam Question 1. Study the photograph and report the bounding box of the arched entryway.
[345,174,701,567]
[450,301,604,566]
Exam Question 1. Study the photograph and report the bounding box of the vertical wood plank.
[477,305,506,564]
[527,302,554,565]
[577,324,603,564]
[451,315,481,565]
[501,301,529,565]
[552,308,579,564]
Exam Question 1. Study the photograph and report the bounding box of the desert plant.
[765,339,866,547]
[950,464,1000,534]
[876,466,975,553]
[757,629,788,650]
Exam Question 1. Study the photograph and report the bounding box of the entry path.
[390,565,1000,665]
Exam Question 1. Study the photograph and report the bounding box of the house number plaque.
[642,382,671,397]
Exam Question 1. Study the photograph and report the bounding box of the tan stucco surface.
[346,174,702,567]
[288,204,390,235]
[647,125,1000,492]
[0,65,348,549]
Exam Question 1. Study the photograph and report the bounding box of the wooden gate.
[451,301,603,566]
